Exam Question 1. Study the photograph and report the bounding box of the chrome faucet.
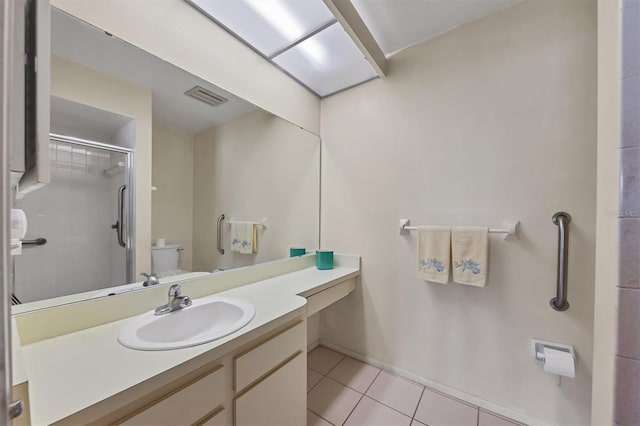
[155,284,192,315]
[141,272,160,287]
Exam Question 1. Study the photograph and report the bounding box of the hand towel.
[451,226,488,287]
[416,226,451,284]
[231,222,257,254]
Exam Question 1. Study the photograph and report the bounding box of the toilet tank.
[151,244,181,274]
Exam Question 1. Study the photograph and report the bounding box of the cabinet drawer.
[195,406,228,426]
[234,320,305,392]
[118,365,225,426]
[234,352,306,426]
[306,278,356,316]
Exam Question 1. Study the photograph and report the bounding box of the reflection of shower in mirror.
[102,161,125,177]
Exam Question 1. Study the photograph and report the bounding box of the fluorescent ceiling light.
[188,0,334,57]
[246,0,306,44]
[273,23,378,97]
[246,0,327,64]
[187,0,378,97]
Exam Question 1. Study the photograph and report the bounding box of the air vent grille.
[184,86,228,107]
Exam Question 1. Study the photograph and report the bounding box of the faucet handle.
[141,272,160,287]
[168,284,182,297]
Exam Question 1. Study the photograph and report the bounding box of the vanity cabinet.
[234,353,306,426]
[117,365,226,426]
[233,320,306,426]
[233,320,305,391]
[102,318,306,426]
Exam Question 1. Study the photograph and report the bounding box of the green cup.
[290,247,306,257]
[316,250,334,270]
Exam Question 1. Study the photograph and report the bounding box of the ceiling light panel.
[188,0,335,57]
[272,23,377,97]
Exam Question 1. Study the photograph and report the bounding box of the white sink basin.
[118,295,255,350]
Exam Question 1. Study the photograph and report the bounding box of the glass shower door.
[13,135,132,303]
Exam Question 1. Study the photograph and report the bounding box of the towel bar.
[399,219,520,240]
[228,218,268,229]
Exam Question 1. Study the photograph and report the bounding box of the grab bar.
[20,238,47,246]
[111,185,126,248]
[550,212,571,311]
[217,214,225,255]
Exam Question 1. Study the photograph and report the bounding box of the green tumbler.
[290,247,306,257]
[316,250,334,270]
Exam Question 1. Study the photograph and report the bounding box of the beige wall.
[50,0,321,135]
[151,124,194,272]
[193,110,320,272]
[591,0,621,424]
[51,55,153,277]
[319,1,596,424]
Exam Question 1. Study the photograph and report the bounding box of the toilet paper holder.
[531,339,574,362]
[531,338,575,377]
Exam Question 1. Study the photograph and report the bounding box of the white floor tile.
[307,409,333,426]
[345,396,411,426]
[415,387,478,426]
[308,346,345,374]
[328,357,381,393]
[308,377,362,426]
[365,370,424,416]
[308,368,324,392]
[307,349,523,426]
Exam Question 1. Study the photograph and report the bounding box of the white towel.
[10,209,27,239]
[230,222,256,254]
[417,226,451,284]
[451,226,488,287]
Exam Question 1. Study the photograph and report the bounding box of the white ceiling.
[51,8,257,134]
[352,0,520,57]
[51,96,133,143]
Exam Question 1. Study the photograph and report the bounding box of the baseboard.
[319,340,547,426]
[307,338,320,352]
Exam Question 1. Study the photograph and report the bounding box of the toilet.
[151,244,185,277]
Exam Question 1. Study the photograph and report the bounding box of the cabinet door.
[234,320,305,392]
[118,365,225,426]
[15,0,50,195]
[234,353,306,426]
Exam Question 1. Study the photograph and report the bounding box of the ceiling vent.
[184,86,228,107]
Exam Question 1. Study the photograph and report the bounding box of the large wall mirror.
[12,7,320,311]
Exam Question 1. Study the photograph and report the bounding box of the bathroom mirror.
[11,7,320,311]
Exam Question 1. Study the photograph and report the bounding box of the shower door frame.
[49,133,136,284]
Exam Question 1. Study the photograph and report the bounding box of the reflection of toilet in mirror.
[151,244,186,277]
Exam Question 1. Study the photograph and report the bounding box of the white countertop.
[20,264,359,425]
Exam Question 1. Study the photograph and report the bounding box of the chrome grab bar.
[217,214,225,255]
[111,184,126,248]
[21,238,47,246]
[550,212,571,311]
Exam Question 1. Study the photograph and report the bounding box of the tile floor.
[307,345,523,426]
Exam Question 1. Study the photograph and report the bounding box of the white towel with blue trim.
[416,226,450,284]
[451,226,488,287]
[230,222,256,254]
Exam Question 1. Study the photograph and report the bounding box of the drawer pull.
[192,405,224,426]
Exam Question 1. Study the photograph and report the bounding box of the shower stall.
[13,134,134,303]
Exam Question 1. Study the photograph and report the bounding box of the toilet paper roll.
[156,238,165,248]
[543,348,575,378]
[10,209,27,239]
